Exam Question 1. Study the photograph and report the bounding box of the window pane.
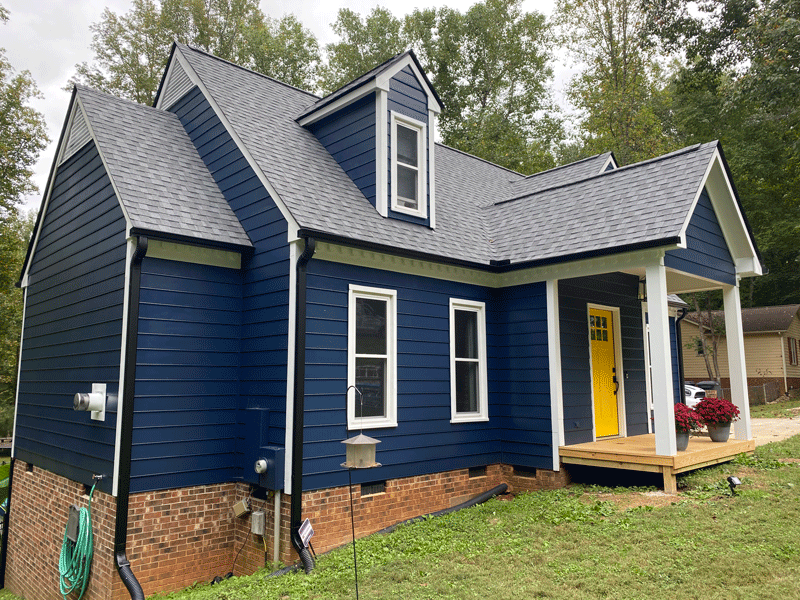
[455,361,479,413]
[454,309,478,359]
[356,298,386,354]
[396,124,418,166]
[397,165,418,207]
[355,357,386,418]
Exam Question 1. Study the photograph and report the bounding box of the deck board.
[559,434,755,492]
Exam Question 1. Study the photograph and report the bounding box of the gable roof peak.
[297,47,443,124]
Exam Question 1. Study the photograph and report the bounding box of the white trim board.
[146,239,241,269]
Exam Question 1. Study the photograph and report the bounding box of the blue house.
[6,45,761,598]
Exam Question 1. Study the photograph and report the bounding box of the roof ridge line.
[520,152,609,180]
[494,143,706,206]
[176,42,321,101]
[435,142,525,178]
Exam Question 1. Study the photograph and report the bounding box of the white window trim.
[449,298,489,423]
[390,111,427,219]
[348,284,398,430]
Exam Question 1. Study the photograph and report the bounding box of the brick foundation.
[6,462,568,598]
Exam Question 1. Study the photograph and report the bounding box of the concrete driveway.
[750,418,800,446]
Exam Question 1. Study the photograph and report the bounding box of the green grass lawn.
[146,436,800,600]
[750,396,800,419]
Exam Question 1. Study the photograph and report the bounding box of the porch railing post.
[645,259,677,456]
[723,281,752,440]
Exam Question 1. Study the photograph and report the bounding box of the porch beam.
[723,282,752,440]
[646,260,677,456]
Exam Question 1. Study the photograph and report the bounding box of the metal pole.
[348,468,359,600]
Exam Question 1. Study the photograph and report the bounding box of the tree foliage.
[71,0,320,104]
[321,0,561,174]
[555,0,677,165]
[0,7,48,218]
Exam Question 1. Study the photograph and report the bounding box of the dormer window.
[391,112,426,218]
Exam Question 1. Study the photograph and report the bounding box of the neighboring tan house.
[682,304,800,394]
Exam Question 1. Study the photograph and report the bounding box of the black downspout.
[115,236,148,600]
[291,237,315,572]
[676,306,688,404]
[0,456,16,587]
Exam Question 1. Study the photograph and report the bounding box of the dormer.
[297,50,443,228]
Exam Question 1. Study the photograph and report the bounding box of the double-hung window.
[449,299,488,423]
[790,337,798,367]
[348,285,397,429]
[391,112,426,218]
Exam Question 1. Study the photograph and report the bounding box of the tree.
[0,7,48,218]
[0,209,34,418]
[321,0,562,174]
[72,0,320,105]
[555,0,677,165]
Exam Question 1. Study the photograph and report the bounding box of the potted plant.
[694,396,740,442]
[674,403,702,451]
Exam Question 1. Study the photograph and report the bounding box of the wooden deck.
[559,434,755,494]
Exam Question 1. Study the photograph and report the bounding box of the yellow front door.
[590,308,619,437]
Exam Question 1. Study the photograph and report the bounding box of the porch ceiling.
[618,265,735,295]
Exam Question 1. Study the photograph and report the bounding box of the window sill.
[450,414,489,424]
[347,417,398,430]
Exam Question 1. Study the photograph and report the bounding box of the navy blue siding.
[665,189,736,285]
[490,284,552,468]
[670,316,681,404]
[171,87,290,445]
[131,257,242,492]
[387,66,431,226]
[15,141,126,494]
[308,94,377,208]
[559,273,649,445]
[302,259,551,491]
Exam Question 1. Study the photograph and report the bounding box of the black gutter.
[115,236,148,600]
[676,306,689,402]
[297,227,683,275]
[0,457,16,587]
[127,227,253,255]
[290,237,316,559]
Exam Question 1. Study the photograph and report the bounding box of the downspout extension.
[291,237,316,572]
[115,236,148,600]
[676,307,688,403]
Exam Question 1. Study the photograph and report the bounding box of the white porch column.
[546,280,564,471]
[723,282,752,440]
[646,260,677,456]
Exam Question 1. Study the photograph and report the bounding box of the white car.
[684,384,706,409]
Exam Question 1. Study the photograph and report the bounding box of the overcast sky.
[2,0,558,212]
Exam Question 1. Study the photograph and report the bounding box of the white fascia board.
[599,154,617,172]
[297,82,385,127]
[683,149,762,277]
[376,90,388,217]
[375,55,442,115]
[174,49,300,243]
[314,241,675,289]
[22,96,134,288]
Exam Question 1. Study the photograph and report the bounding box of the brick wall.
[6,462,568,598]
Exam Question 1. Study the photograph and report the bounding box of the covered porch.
[559,434,755,493]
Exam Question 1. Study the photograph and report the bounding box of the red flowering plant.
[674,402,702,433]
[694,396,740,426]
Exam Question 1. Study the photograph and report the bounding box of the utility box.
[239,407,285,490]
[697,381,723,399]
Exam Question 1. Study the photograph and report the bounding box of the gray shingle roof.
[687,305,800,333]
[508,152,614,199]
[77,85,252,248]
[487,143,718,265]
[117,45,724,268]
[178,44,515,265]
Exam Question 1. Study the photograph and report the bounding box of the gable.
[665,188,736,285]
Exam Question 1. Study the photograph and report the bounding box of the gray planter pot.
[676,431,690,451]
[707,422,731,443]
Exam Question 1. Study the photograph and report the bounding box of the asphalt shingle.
[77,85,252,248]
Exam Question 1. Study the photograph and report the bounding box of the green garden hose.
[58,481,96,600]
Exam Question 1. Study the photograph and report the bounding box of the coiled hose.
[59,482,96,600]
